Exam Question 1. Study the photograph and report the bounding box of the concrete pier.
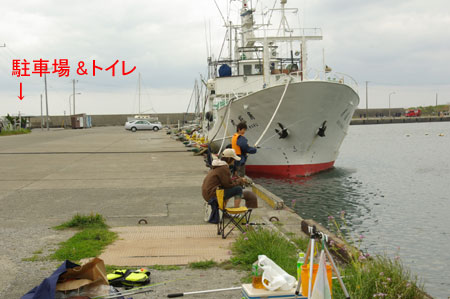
[0,127,305,298]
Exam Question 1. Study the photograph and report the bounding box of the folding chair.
[216,188,252,239]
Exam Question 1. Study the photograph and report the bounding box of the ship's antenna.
[213,0,227,26]
[204,19,210,58]
[209,20,212,62]
[267,0,278,26]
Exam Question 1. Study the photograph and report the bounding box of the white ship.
[203,0,360,177]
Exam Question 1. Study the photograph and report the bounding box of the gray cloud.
[1,0,449,116]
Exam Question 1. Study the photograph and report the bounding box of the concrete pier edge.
[251,182,285,210]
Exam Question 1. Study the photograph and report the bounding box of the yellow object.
[216,189,252,239]
[301,263,332,297]
[225,207,248,214]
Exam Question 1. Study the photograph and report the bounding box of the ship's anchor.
[275,122,289,139]
[317,121,327,137]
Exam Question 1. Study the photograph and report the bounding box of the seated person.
[202,148,245,209]
[242,190,258,209]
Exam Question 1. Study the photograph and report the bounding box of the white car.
[125,120,162,132]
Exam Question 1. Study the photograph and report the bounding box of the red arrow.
[18,82,24,100]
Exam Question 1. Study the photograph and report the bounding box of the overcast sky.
[1,0,449,116]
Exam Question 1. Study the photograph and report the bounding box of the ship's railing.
[288,71,303,81]
[213,73,301,110]
[334,72,359,93]
[209,57,302,78]
[213,76,265,110]
[303,69,359,94]
[256,28,323,38]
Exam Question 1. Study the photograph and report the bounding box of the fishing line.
[91,276,192,299]
[218,97,233,153]
[208,97,234,144]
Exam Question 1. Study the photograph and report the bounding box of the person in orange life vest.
[231,122,257,177]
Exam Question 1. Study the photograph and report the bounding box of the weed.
[0,128,31,136]
[218,260,235,270]
[22,255,47,262]
[51,228,117,262]
[188,260,217,269]
[32,249,43,255]
[54,213,108,230]
[150,265,181,271]
[327,214,426,298]
[285,232,296,238]
[292,237,309,252]
[231,229,298,277]
[333,255,425,299]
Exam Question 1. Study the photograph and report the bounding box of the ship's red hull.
[246,161,335,178]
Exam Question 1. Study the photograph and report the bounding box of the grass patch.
[188,260,217,269]
[0,128,31,136]
[150,265,181,271]
[218,260,235,270]
[22,255,48,262]
[51,228,117,262]
[23,248,47,262]
[231,229,299,277]
[230,227,426,298]
[333,255,425,299]
[54,213,108,230]
[292,237,310,252]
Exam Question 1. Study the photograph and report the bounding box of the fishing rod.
[91,277,191,299]
[167,286,242,297]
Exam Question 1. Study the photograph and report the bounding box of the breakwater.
[351,115,450,125]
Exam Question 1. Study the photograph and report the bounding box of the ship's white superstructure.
[203,0,360,177]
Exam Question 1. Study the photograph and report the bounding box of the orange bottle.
[251,262,265,289]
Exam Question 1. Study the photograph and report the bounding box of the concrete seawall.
[27,113,450,129]
[28,113,196,128]
[351,115,450,125]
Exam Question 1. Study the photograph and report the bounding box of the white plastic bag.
[310,250,332,299]
[258,255,296,291]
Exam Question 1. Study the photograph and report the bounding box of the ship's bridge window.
[243,65,252,76]
[255,64,262,74]
[242,64,262,76]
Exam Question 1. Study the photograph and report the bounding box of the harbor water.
[254,122,450,298]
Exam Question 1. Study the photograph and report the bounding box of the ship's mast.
[229,21,233,60]
[240,0,255,54]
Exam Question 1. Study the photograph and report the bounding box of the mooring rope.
[218,97,233,153]
[254,78,291,147]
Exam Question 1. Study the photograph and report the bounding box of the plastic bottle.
[296,252,305,281]
[258,255,296,291]
[251,261,264,289]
